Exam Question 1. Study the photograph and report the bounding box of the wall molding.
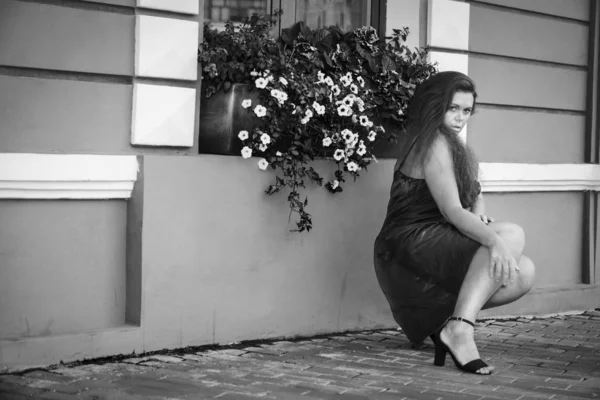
[0,153,138,199]
[480,163,600,192]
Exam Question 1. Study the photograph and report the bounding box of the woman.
[373,71,535,375]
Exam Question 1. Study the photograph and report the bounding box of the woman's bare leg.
[439,222,534,374]
[484,255,535,309]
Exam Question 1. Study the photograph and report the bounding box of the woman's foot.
[439,319,494,375]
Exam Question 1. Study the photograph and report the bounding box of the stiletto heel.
[433,338,446,366]
[432,316,492,375]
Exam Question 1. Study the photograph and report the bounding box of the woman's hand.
[478,214,495,225]
[489,236,519,285]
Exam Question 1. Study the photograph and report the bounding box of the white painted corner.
[137,0,199,15]
[427,0,470,51]
[429,51,469,74]
[135,15,199,80]
[131,83,196,147]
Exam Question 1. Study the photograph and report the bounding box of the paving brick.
[0,381,48,397]
[3,312,600,399]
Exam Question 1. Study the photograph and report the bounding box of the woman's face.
[443,91,474,134]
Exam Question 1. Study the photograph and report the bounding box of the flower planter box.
[198,84,258,156]
[198,82,402,159]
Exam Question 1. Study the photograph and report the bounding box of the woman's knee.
[489,221,525,258]
[517,255,535,293]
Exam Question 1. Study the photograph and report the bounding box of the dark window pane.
[296,0,371,31]
[204,0,270,29]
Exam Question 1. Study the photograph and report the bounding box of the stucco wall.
[138,155,394,349]
[466,0,590,164]
[0,200,128,339]
[137,156,588,349]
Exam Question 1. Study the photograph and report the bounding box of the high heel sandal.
[433,316,492,375]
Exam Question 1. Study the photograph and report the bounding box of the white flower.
[331,85,341,96]
[337,104,352,117]
[357,76,365,87]
[238,130,249,140]
[322,137,332,147]
[255,77,268,89]
[317,71,325,82]
[341,129,354,143]
[333,149,345,161]
[331,180,339,189]
[313,101,325,115]
[346,161,359,172]
[350,84,358,94]
[250,70,259,77]
[266,75,274,82]
[241,99,252,108]
[305,109,314,118]
[241,146,252,159]
[368,130,377,141]
[344,72,353,82]
[276,151,282,156]
[257,158,269,170]
[258,143,268,152]
[270,89,288,104]
[279,77,288,85]
[260,133,271,145]
[340,75,351,87]
[342,95,355,106]
[300,117,309,124]
[356,145,367,156]
[324,77,334,86]
[356,98,365,112]
[366,120,373,128]
[254,105,267,117]
[359,115,371,127]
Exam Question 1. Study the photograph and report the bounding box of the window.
[204,0,272,30]
[204,0,385,35]
[293,0,371,31]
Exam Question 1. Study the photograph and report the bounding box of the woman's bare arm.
[471,193,494,224]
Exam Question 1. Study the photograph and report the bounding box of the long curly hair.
[403,71,480,207]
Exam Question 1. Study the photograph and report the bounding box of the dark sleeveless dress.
[373,150,482,348]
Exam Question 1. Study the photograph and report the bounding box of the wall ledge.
[480,163,600,192]
[0,153,138,199]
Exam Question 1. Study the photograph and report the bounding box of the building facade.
[0,0,598,372]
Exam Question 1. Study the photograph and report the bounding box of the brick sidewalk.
[1,311,599,400]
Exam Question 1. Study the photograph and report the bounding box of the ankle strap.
[448,316,475,327]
